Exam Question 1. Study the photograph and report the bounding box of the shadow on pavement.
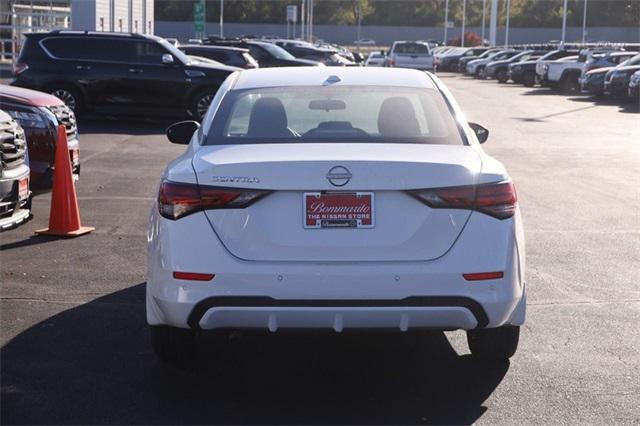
[1,284,509,425]
[78,116,176,136]
[0,234,60,251]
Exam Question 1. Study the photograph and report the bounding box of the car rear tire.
[48,85,83,114]
[150,325,196,362]
[191,90,217,121]
[467,325,519,360]
[523,71,536,87]
[475,66,485,79]
[497,70,509,83]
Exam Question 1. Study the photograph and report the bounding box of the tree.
[154,0,640,27]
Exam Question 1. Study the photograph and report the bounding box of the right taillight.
[158,180,271,220]
[407,181,517,220]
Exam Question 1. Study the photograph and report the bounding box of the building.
[71,0,153,34]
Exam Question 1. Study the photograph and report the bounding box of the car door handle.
[128,68,143,73]
[76,65,91,70]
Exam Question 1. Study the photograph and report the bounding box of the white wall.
[71,0,153,34]
[131,0,142,33]
[145,0,153,34]
[94,0,110,32]
[113,0,128,32]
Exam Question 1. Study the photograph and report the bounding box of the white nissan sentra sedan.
[147,67,525,362]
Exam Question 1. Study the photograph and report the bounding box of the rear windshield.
[393,43,430,55]
[205,85,463,146]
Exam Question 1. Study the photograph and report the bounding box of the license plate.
[304,192,374,229]
[18,178,28,201]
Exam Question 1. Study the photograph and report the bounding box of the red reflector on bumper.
[173,272,215,281]
[463,271,504,281]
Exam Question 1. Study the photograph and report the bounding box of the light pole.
[301,0,305,40]
[582,0,588,43]
[505,0,511,46]
[489,0,498,46]
[561,0,568,47]
[356,0,361,49]
[461,0,466,47]
[481,0,486,43]
[309,0,314,42]
[444,0,449,45]
[219,0,224,37]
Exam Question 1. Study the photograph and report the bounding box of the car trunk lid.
[192,143,482,262]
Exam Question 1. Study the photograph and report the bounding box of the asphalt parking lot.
[1,74,639,425]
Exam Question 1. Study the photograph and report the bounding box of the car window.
[206,86,463,146]
[259,43,296,60]
[130,41,169,64]
[248,45,269,61]
[394,43,429,54]
[42,37,130,62]
[204,51,229,62]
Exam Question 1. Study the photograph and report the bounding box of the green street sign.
[194,1,205,33]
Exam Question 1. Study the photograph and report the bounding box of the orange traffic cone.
[36,125,94,237]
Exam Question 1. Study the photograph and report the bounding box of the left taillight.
[13,62,28,76]
[158,180,271,220]
[407,181,517,220]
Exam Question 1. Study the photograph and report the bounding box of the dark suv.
[179,45,258,69]
[204,38,321,68]
[12,31,238,120]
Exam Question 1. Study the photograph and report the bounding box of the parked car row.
[434,42,640,103]
[0,83,83,231]
[11,31,375,121]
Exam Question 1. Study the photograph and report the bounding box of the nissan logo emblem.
[326,166,352,187]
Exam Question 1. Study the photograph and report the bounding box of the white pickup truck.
[385,41,434,71]
[536,55,581,91]
[538,49,623,92]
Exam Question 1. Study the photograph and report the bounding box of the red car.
[0,85,79,188]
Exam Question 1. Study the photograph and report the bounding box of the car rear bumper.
[186,297,488,331]
[580,77,604,94]
[508,69,524,82]
[147,206,526,331]
[485,67,499,78]
[392,64,434,71]
[605,80,630,97]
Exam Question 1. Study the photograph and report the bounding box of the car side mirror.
[166,120,200,145]
[162,54,174,64]
[468,122,489,144]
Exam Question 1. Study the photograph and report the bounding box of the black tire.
[467,325,519,360]
[559,75,579,93]
[497,70,509,84]
[523,71,536,87]
[150,325,196,363]
[475,66,485,79]
[191,89,217,121]
[47,84,83,114]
